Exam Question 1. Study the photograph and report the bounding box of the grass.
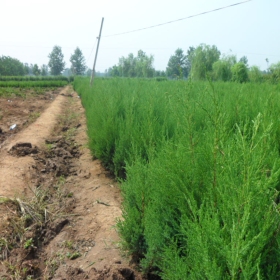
[0,80,68,88]
[0,87,58,98]
[75,77,280,279]
[0,75,70,82]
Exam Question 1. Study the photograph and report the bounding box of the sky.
[1,0,279,72]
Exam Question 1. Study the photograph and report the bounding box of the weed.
[28,112,40,122]
[24,238,34,249]
[66,252,81,260]
[63,240,74,250]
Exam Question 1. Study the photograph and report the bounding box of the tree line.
[1,43,279,83]
[0,45,88,77]
[108,43,280,83]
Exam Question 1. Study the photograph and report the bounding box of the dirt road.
[0,86,144,279]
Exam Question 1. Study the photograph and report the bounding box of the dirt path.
[0,88,67,198]
[0,86,144,279]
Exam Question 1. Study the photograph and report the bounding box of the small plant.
[24,238,34,249]
[66,252,81,260]
[63,240,74,250]
[28,112,40,122]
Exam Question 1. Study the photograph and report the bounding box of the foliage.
[249,65,263,83]
[41,64,49,76]
[212,55,236,81]
[70,47,87,75]
[0,75,69,87]
[33,64,41,76]
[75,77,280,278]
[0,75,69,81]
[0,80,68,87]
[0,56,26,76]
[108,50,155,78]
[191,44,220,80]
[48,45,65,75]
[239,55,249,67]
[166,48,188,79]
[268,62,280,83]
[231,62,249,83]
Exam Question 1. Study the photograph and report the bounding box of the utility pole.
[90,17,104,86]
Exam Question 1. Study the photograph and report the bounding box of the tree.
[249,66,263,83]
[108,65,120,77]
[135,50,154,78]
[41,64,48,76]
[166,48,188,79]
[0,56,25,76]
[190,44,220,80]
[86,68,92,77]
[239,56,249,67]
[48,45,65,75]
[70,47,86,75]
[268,62,280,83]
[24,63,30,75]
[212,55,236,81]
[33,64,41,76]
[185,46,195,75]
[108,50,155,78]
[231,62,249,83]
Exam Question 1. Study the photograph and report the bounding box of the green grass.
[0,87,58,97]
[0,75,71,82]
[0,80,68,88]
[74,77,280,279]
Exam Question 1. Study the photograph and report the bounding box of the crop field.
[0,75,71,88]
[0,80,68,88]
[0,75,70,81]
[74,77,280,279]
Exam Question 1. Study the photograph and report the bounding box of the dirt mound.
[54,265,140,280]
[34,136,80,180]
[9,142,39,156]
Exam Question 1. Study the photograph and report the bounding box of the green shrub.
[231,62,249,83]
[75,77,280,278]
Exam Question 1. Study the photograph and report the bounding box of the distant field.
[0,75,70,81]
[75,77,280,279]
[0,80,68,88]
[0,75,72,87]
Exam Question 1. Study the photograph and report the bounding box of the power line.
[86,37,99,64]
[103,0,252,38]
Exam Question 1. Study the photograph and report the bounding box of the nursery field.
[74,77,280,279]
[0,75,71,88]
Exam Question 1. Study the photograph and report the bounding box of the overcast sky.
[1,0,279,72]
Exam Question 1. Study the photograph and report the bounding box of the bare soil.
[0,86,145,279]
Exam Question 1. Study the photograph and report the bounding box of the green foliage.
[0,77,68,87]
[41,64,49,76]
[70,47,87,75]
[239,55,249,67]
[231,62,249,83]
[191,44,220,80]
[75,77,280,278]
[48,45,65,75]
[108,50,155,78]
[268,62,280,83]
[32,64,41,76]
[166,48,191,79]
[0,75,69,81]
[0,56,26,76]
[249,66,263,83]
[212,55,236,81]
